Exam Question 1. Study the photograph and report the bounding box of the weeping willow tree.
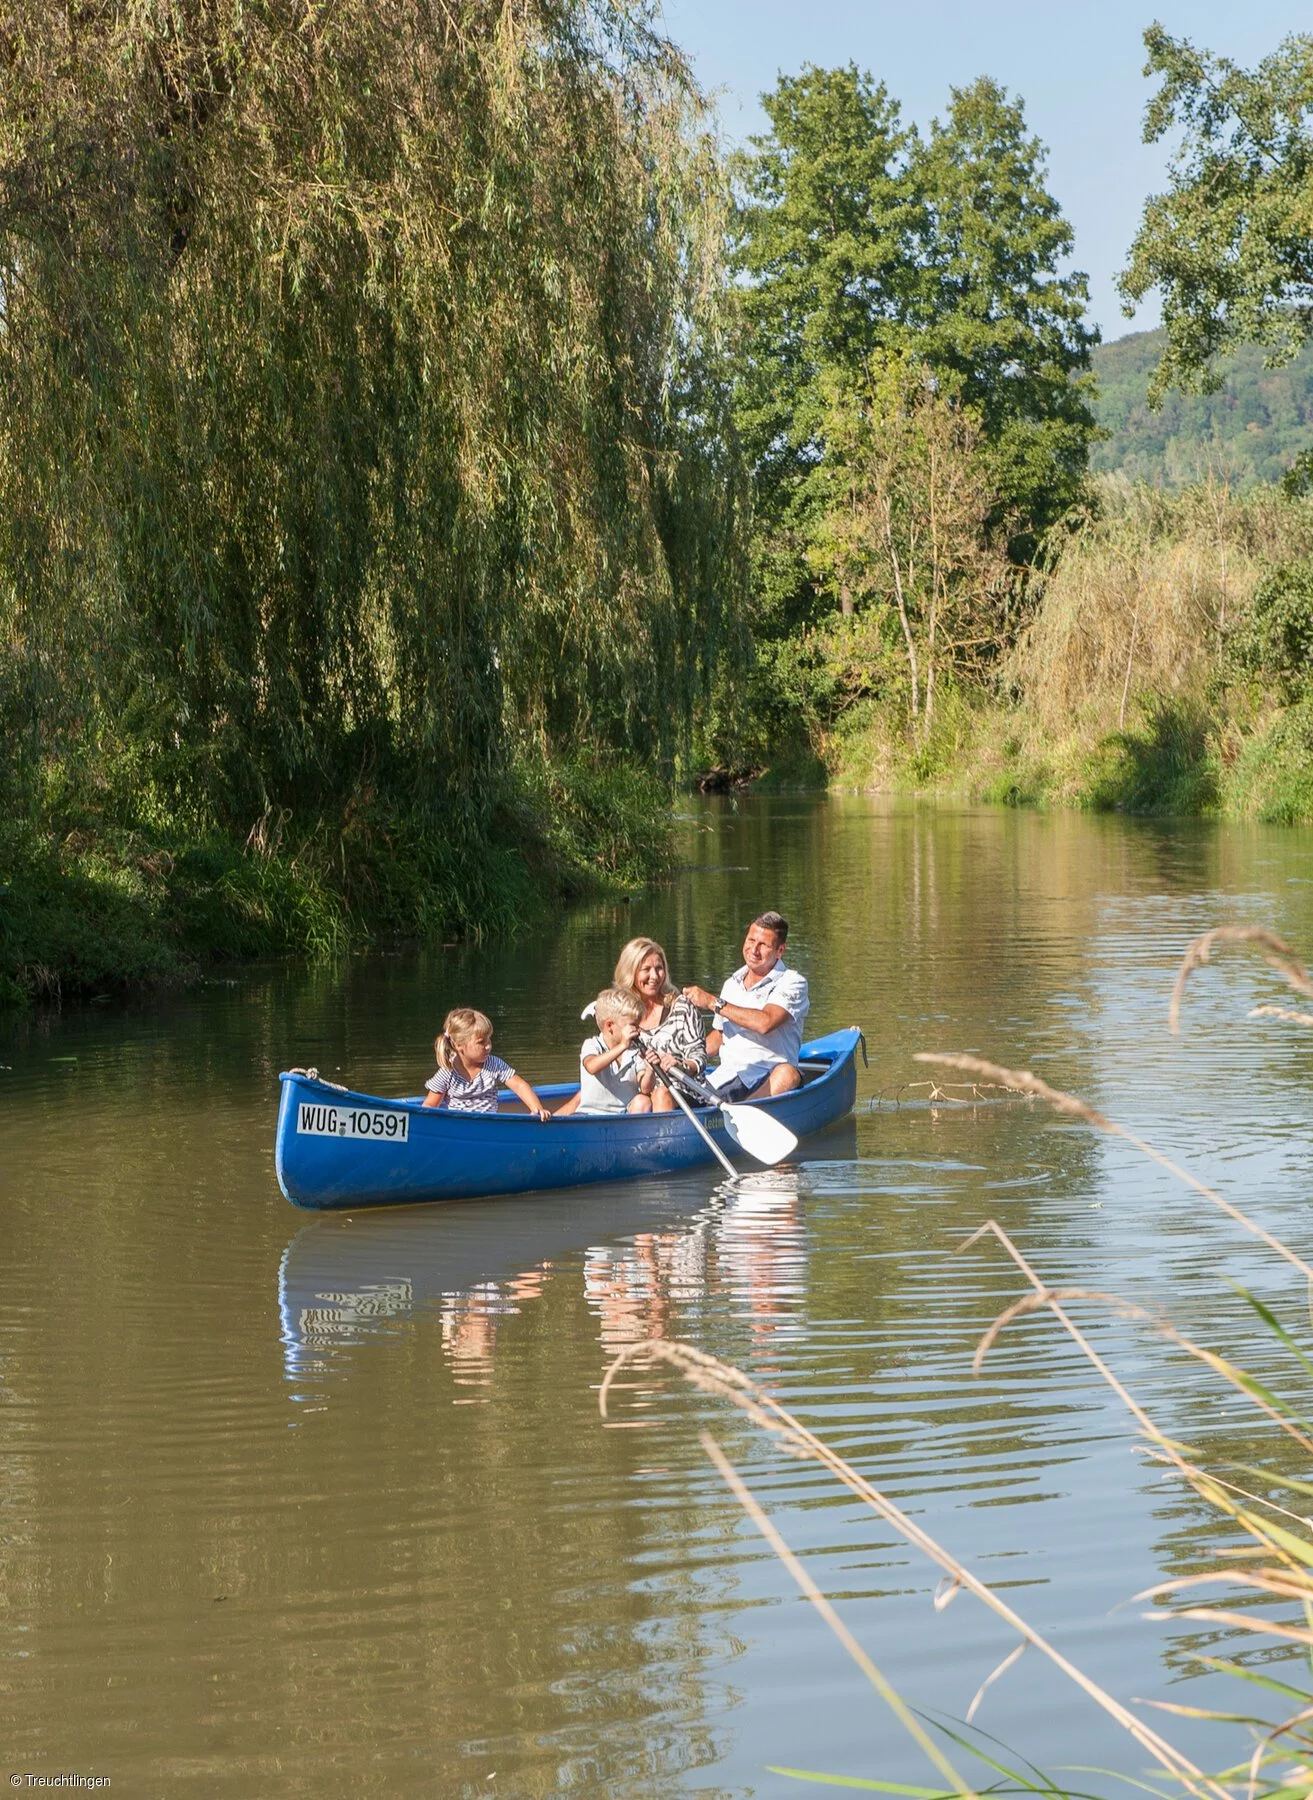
[0,0,746,875]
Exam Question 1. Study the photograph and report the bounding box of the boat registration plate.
[297,1102,409,1142]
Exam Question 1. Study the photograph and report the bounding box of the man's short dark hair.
[752,911,788,943]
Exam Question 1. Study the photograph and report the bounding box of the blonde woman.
[613,936,706,1113]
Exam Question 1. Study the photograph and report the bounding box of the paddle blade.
[719,1102,798,1166]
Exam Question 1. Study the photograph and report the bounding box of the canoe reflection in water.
[278,1123,854,1398]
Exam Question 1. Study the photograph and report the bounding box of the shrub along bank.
[0,760,670,1007]
[806,481,1313,820]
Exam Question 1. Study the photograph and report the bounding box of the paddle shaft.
[653,1067,738,1181]
[635,1029,799,1163]
[634,1037,721,1109]
[663,1066,727,1108]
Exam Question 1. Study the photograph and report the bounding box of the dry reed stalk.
[879,1078,1033,1106]
[967,1232,1313,1628]
[914,1052,1313,1284]
[966,1642,1026,1726]
[696,1430,977,1798]
[1169,926,1313,1035]
[1244,1703,1313,1800]
[1137,1571,1313,1606]
[965,1219,1313,1771]
[971,1283,1313,1456]
[1250,1006,1313,1028]
[1137,1457,1313,1536]
[600,1337,1223,1798]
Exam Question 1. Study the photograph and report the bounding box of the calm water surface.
[6,796,1313,1797]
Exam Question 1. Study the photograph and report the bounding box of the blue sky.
[656,0,1308,344]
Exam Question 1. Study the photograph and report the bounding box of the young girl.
[423,1008,551,1121]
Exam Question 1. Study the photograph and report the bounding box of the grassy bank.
[0,759,670,1007]
[808,481,1313,821]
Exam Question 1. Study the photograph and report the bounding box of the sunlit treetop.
[1120,24,1313,403]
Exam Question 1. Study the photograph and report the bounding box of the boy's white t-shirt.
[577,1033,643,1113]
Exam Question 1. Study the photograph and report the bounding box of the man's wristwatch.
[712,1000,725,1020]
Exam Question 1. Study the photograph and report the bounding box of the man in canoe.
[682,911,809,1101]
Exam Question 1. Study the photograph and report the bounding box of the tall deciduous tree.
[0,0,746,845]
[909,79,1098,551]
[732,64,1097,649]
[1120,27,1313,401]
[807,356,1007,739]
[732,65,918,636]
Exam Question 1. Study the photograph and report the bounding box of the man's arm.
[721,1000,791,1035]
[682,983,791,1037]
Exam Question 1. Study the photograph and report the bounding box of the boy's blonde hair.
[593,987,642,1026]
[436,1007,493,1071]
[613,936,674,998]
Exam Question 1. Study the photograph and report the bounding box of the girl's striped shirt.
[425,1054,515,1114]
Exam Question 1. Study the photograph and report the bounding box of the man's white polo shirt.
[707,957,809,1091]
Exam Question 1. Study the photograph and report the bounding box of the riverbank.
[820,686,1313,821]
[771,481,1313,823]
[0,760,670,1006]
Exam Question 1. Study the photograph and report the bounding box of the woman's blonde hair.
[613,936,675,999]
[436,1007,493,1071]
[593,987,642,1026]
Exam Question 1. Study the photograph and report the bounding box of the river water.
[5,795,1313,1798]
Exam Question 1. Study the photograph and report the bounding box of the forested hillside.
[1091,328,1313,488]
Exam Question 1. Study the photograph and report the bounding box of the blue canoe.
[275,1026,862,1209]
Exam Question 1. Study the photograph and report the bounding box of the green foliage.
[506,756,672,893]
[807,356,1008,740]
[732,63,1097,647]
[0,758,670,1000]
[1079,701,1219,814]
[1228,557,1313,700]
[907,78,1099,552]
[1225,695,1313,822]
[0,0,746,963]
[1090,328,1313,488]
[732,62,914,631]
[824,480,1313,823]
[1120,26,1313,399]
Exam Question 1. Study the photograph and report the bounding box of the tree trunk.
[884,510,919,728]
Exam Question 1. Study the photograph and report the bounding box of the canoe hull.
[275,1028,861,1209]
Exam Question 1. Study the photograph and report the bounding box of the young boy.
[574,988,656,1114]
